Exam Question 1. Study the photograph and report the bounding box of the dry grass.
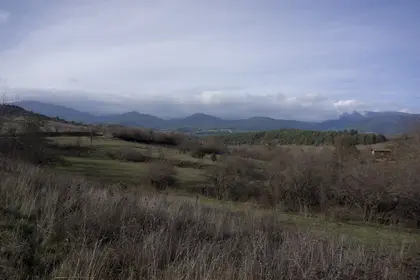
[1,161,420,279]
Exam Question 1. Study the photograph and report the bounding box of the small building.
[370,148,392,159]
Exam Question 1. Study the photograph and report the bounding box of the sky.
[0,0,419,120]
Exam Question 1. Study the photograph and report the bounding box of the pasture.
[50,136,214,188]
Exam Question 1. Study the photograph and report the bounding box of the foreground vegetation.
[1,104,420,279]
[2,161,420,279]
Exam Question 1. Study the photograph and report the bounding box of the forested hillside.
[215,129,387,145]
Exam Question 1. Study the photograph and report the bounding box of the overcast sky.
[0,0,419,120]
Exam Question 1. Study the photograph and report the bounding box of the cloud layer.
[0,0,419,120]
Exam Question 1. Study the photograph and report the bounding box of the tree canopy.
[212,129,387,146]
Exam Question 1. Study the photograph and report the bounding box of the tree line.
[213,129,387,146]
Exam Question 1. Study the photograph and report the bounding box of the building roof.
[372,149,392,152]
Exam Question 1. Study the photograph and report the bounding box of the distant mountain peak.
[13,100,419,135]
[120,111,157,117]
[189,113,220,118]
[183,113,223,121]
[339,111,365,120]
[248,116,276,121]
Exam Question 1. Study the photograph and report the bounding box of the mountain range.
[14,100,420,135]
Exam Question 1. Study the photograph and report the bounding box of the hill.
[0,104,51,120]
[0,103,91,134]
[14,100,420,135]
[14,100,102,123]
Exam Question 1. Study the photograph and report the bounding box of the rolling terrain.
[15,100,420,135]
[1,105,420,278]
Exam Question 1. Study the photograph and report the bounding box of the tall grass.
[1,161,419,279]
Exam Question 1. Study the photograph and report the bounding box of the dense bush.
[147,161,178,190]
[190,137,229,158]
[112,127,184,146]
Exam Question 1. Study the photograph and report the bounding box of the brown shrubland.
[1,161,420,279]
[206,133,420,228]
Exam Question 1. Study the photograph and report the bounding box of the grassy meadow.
[51,136,212,188]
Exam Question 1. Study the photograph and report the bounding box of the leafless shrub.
[264,149,339,213]
[206,156,264,201]
[153,131,185,146]
[0,162,419,279]
[178,138,200,154]
[147,161,178,190]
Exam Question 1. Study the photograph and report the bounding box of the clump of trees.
[215,129,387,146]
[147,161,178,190]
[190,137,229,159]
[111,127,185,146]
[205,156,264,201]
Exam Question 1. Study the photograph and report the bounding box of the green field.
[51,136,213,188]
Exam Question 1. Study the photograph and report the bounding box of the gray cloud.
[13,88,381,121]
[0,1,419,118]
